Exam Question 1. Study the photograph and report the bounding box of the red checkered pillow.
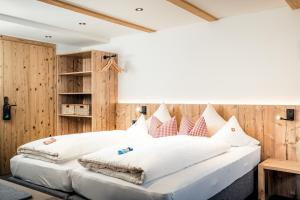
[179,116,208,137]
[149,116,178,138]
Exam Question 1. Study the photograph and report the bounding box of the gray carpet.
[0,182,32,200]
[8,177,70,199]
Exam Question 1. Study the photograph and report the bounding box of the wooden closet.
[0,35,56,174]
[57,50,118,134]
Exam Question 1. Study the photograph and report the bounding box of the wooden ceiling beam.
[167,0,218,22]
[286,0,300,9]
[38,0,156,33]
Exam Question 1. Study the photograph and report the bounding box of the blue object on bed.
[118,147,133,155]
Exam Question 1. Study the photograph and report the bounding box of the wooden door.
[0,37,56,174]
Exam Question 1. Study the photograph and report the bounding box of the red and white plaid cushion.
[179,116,208,137]
[178,116,194,135]
[149,116,178,138]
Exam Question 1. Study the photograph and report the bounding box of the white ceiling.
[0,0,289,46]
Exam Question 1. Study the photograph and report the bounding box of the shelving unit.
[57,50,118,134]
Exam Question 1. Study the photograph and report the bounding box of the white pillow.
[127,115,149,136]
[146,103,171,129]
[202,104,226,136]
[212,116,260,147]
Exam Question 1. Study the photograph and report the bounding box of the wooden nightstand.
[258,159,300,200]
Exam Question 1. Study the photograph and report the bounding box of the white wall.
[56,44,82,54]
[83,8,300,105]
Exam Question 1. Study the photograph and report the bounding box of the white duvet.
[78,135,230,185]
[17,130,150,163]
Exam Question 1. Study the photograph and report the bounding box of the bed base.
[8,167,257,200]
[209,167,257,200]
[7,177,86,200]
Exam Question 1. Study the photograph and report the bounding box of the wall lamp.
[132,106,147,124]
[276,109,295,121]
[136,106,147,115]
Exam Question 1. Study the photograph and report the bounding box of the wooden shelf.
[57,50,117,134]
[59,92,92,95]
[59,71,92,76]
[258,159,300,200]
[58,51,92,58]
[259,159,300,174]
[58,114,92,118]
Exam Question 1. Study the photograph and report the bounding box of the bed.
[10,127,149,194]
[71,145,260,200]
[10,155,80,192]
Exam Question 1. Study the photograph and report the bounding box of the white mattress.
[10,155,81,192]
[71,145,261,200]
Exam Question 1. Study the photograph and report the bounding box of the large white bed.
[71,145,260,200]
[10,129,146,192]
[10,155,80,192]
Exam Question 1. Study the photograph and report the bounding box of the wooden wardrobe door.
[0,40,56,174]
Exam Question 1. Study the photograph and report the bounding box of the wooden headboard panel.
[117,103,300,161]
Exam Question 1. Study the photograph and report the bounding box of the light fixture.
[276,109,295,121]
[135,8,143,12]
[136,106,147,115]
[45,35,52,39]
[79,22,86,26]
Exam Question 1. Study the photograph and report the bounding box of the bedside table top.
[259,158,300,174]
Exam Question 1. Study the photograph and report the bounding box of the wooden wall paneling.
[126,104,133,128]
[148,104,160,118]
[274,106,287,160]
[213,104,223,117]
[263,106,276,160]
[125,104,134,129]
[238,105,264,158]
[172,104,183,123]
[132,104,141,125]
[105,53,115,130]
[92,51,103,131]
[109,55,118,130]
[296,106,300,160]
[0,39,4,175]
[253,106,265,152]
[116,103,125,130]
[287,105,297,161]
[116,103,300,162]
[221,105,238,121]
[91,51,117,132]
